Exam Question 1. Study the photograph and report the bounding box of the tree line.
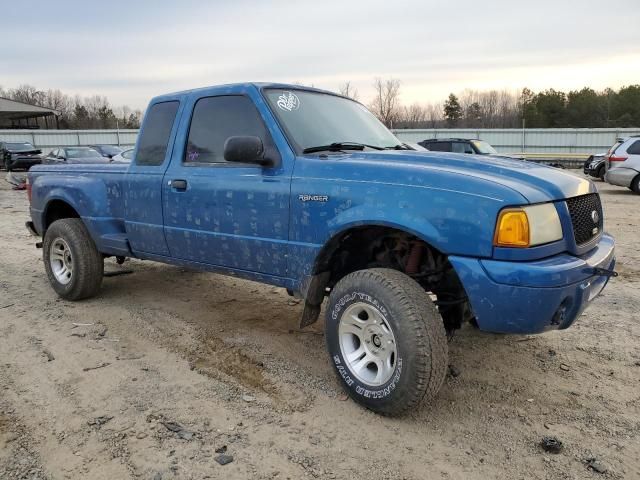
[0,84,142,129]
[3,81,639,130]
[344,80,640,129]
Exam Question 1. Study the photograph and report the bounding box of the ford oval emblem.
[591,210,599,224]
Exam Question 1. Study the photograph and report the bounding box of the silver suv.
[604,136,640,193]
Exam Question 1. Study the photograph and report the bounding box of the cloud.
[1,0,639,109]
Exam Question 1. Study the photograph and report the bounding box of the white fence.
[393,128,640,155]
[0,129,138,154]
[2,128,640,156]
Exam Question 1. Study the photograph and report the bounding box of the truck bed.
[29,163,131,256]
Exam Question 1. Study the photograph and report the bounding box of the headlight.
[494,203,563,248]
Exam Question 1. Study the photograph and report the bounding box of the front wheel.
[43,218,104,300]
[325,268,448,415]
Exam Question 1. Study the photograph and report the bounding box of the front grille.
[566,193,603,245]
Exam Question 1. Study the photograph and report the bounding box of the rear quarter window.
[626,140,640,155]
[136,101,179,166]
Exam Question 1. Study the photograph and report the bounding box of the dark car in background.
[90,144,124,159]
[1,141,42,171]
[418,138,498,155]
[43,147,112,165]
[583,153,607,180]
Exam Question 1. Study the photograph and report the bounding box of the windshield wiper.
[385,143,412,150]
[302,142,385,154]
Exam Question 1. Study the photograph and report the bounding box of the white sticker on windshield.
[277,91,300,111]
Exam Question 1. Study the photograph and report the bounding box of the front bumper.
[449,234,616,334]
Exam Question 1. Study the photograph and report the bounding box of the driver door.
[162,91,291,277]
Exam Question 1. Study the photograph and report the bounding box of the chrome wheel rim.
[50,238,73,285]
[338,302,397,386]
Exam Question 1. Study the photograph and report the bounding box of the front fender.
[289,181,512,284]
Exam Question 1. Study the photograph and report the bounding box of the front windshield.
[6,142,35,151]
[264,89,400,152]
[471,140,498,155]
[67,148,102,159]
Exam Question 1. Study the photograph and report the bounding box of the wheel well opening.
[44,200,80,232]
[314,226,473,332]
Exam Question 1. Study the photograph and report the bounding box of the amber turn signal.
[494,209,530,247]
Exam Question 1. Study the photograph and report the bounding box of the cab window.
[184,95,273,164]
[136,101,180,166]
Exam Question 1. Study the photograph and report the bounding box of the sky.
[1,0,639,110]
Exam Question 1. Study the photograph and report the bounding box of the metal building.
[0,97,60,129]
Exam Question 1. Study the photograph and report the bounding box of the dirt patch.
[191,335,276,394]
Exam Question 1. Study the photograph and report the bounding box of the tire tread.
[43,218,103,300]
[328,268,448,415]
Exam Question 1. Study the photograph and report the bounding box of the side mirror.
[224,136,272,166]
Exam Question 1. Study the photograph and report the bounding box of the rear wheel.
[43,218,104,300]
[325,268,448,415]
[631,175,640,194]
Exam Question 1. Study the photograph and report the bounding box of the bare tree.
[338,81,359,101]
[404,103,427,124]
[9,84,45,105]
[425,103,443,128]
[369,78,401,128]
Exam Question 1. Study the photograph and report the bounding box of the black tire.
[631,175,640,194]
[325,268,448,415]
[596,164,605,181]
[43,218,104,300]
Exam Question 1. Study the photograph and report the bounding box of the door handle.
[170,179,188,190]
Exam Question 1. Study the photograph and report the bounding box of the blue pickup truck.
[26,83,616,415]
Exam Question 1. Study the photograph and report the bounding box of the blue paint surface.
[28,82,615,334]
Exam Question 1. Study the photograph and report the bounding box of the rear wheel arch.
[43,199,81,234]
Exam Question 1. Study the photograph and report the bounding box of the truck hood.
[345,151,594,203]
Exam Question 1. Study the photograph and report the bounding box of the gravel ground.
[0,172,638,480]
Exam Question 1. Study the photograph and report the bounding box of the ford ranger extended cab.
[26,83,616,415]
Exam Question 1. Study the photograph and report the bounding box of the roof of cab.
[149,82,340,104]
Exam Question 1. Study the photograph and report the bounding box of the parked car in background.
[1,141,42,171]
[604,136,640,193]
[403,142,428,151]
[418,138,522,159]
[583,153,607,180]
[43,147,111,165]
[111,148,134,163]
[90,144,124,159]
